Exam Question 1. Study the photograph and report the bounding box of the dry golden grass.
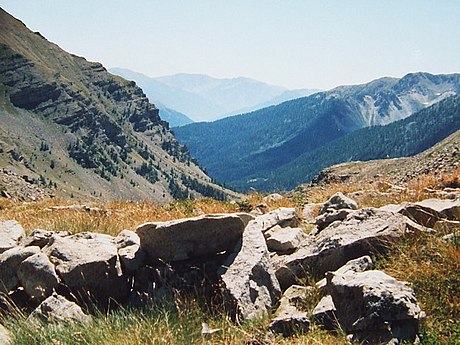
[0,194,294,237]
[0,198,234,236]
[244,192,295,209]
[3,169,460,344]
[377,228,460,342]
[295,167,460,209]
[408,166,460,191]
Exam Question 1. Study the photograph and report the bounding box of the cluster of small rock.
[0,169,54,201]
[1,192,459,344]
[408,141,460,180]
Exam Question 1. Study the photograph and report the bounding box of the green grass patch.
[5,293,345,345]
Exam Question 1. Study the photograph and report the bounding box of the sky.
[0,1,459,90]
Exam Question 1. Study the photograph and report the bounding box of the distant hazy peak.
[109,67,318,121]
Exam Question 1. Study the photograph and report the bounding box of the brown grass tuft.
[293,167,460,210]
[0,194,295,237]
[377,229,460,342]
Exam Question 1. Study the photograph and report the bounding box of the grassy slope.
[1,169,459,344]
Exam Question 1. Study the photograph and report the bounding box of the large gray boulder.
[0,246,41,293]
[29,293,91,324]
[316,256,374,291]
[416,198,460,221]
[0,324,11,345]
[136,214,246,261]
[219,219,281,320]
[17,252,59,302]
[381,203,445,228]
[313,256,374,330]
[43,232,127,305]
[381,198,460,228]
[266,226,305,253]
[0,220,25,254]
[318,192,358,215]
[256,208,299,235]
[19,229,70,248]
[272,208,421,290]
[327,269,424,343]
[268,285,310,336]
[115,230,145,274]
[314,208,354,232]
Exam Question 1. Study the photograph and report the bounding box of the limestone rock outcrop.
[265,226,305,253]
[273,208,421,289]
[0,246,41,293]
[43,232,128,305]
[0,200,430,341]
[136,214,246,262]
[318,192,358,215]
[19,229,70,249]
[382,198,460,228]
[115,230,145,274]
[219,219,281,320]
[0,220,24,254]
[29,293,91,324]
[327,269,424,343]
[316,255,374,291]
[17,252,59,302]
[256,208,299,235]
[268,285,310,336]
[313,208,354,233]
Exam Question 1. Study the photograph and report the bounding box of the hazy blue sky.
[1,1,459,90]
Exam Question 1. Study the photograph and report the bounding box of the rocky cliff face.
[0,8,230,202]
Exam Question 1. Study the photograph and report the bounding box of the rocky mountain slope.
[174,73,460,190]
[0,8,231,202]
[109,68,318,122]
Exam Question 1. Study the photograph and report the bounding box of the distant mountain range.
[173,72,460,191]
[237,94,460,191]
[0,8,232,202]
[109,68,319,123]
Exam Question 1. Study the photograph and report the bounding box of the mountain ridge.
[234,94,460,191]
[0,8,233,202]
[173,72,460,190]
